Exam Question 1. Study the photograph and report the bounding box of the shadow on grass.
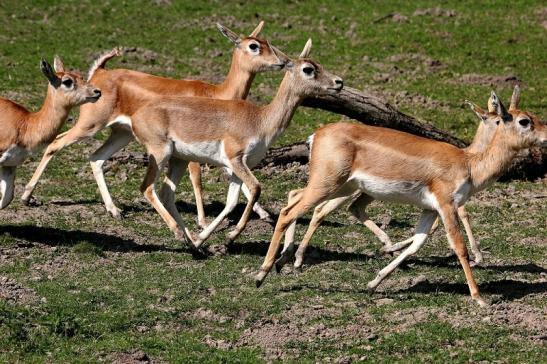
[398,279,547,301]
[406,255,547,274]
[0,224,190,254]
[228,240,375,264]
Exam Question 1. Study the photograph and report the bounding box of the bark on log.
[260,86,546,180]
[302,86,467,147]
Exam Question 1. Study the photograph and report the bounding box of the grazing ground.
[0,0,546,362]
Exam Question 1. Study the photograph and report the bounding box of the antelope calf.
[0,58,101,209]
[21,21,283,226]
[256,88,546,306]
[274,92,502,271]
[130,39,343,247]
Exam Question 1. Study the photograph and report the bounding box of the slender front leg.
[89,127,134,219]
[159,158,194,240]
[274,188,304,270]
[224,157,261,243]
[141,146,194,245]
[241,183,272,222]
[439,204,486,306]
[187,162,207,229]
[458,206,482,264]
[195,175,242,247]
[22,125,97,204]
[0,166,16,209]
[367,210,437,291]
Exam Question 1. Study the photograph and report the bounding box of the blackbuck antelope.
[274,91,503,272]
[256,88,546,306]
[130,39,343,247]
[21,21,284,226]
[0,58,101,209]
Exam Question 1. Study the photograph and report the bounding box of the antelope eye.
[62,78,73,88]
[249,43,259,51]
[518,119,530,127]
[303,66,314,75]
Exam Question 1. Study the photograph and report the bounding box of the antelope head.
[216,21,288,72]
[283,39,343,97]
[489,86,547,149]
[40,56,102,106]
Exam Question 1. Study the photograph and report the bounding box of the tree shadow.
[0,224,187,254]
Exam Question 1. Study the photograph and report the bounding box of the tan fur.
[130,40,343,247]
[21,22,286,224]
[256,89,546,306]
[0,58,100,209]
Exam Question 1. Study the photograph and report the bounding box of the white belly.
[106,115,133,130]
[0,145,30,166]
[349,172,439,210]
[173,140,229,166]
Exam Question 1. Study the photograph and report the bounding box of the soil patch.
[455,74,520,88]
[0,276,40,306]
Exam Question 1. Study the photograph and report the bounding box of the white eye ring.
[61,78,74,89]
[302,65,314,77]
[248,42,260,53]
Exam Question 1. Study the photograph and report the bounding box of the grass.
[0,0,546,362]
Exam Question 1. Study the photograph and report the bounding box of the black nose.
[93,89,101,97]
[335,78,343,86]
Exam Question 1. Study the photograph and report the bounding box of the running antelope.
[130,39,343,247]
[0,58,101,209]
[255,88,546,306]
[274,91,503,271]
[21,21,284,226]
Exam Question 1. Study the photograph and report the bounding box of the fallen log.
[259,86,545,180]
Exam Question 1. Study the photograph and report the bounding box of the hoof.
[255,270,269,288]
[260,214,275,224]
[108,207,123,219]
[366,281,378,293]
[21,195,42,207]
[226,229,239,242]
[474,297,488,307]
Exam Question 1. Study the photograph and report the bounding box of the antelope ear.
[270,43,291,64]
[249,20,264,37]
[216,23,241,46]
[464,100,487,121]
[53,55,65,73]
[489,91,510,120]
[509,84,520,111]
[299,38,312,58]
[40,59,61,87]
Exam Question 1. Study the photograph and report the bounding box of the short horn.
[249,20,264,37]
[509,84,520,111]
[299,38,312,58]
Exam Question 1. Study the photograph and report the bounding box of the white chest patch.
[453,180,471,206]
[349,172,439,210]
[0,145,30,166]
[106,115,132,130]
[245,138,270,168]
[173,140,229,167]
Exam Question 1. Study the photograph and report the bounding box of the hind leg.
[367,210,437,291]
[0,166,16,209]
[89,126,134,218]
[292,193,354,269]
[348,193,393,249]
